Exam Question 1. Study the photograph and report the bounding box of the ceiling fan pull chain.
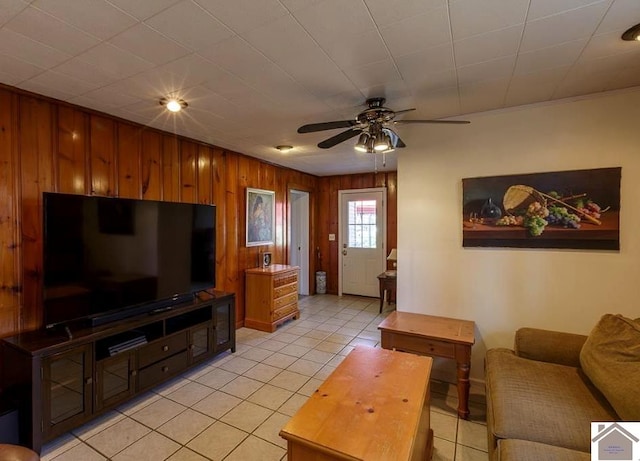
[383,151,386,167]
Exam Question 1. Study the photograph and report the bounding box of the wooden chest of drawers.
[245,264,299,332]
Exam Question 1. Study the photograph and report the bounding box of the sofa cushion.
[486,348,617,452]
[514,328,587,368]
[498,439,590,461]
[580,314,640,421]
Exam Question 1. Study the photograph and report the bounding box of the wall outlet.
[328,234,335,241]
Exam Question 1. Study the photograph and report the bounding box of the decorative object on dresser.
[279,345,433,460]
[0,291,235,454]
[245,265,299,332]
[378,311,475,419]
[260,251,272,268]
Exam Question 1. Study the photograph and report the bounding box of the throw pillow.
[580,314,640,420]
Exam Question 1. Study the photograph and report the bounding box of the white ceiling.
[1,0,639,176]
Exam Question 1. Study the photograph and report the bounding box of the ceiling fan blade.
[297,120,356,133]
[317,128,361,149]
[394,119,470,124]
[395,136,406,148]
[392,108,416,116]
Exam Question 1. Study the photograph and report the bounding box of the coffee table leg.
[379,285,384,313]
[456,360,471,419]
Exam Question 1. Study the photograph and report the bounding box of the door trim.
[338,187,387,297]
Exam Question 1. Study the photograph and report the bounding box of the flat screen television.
[43,192,216,328]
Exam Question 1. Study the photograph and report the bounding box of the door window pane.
[347,200,377,248]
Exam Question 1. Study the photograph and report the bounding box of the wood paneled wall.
[316,172,398,295]
[0,86,319,334]
[0,84,397,338]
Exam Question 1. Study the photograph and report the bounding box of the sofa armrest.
[514,327,587,368]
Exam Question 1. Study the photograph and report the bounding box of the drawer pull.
[131,370,137,377]
[162,366,169,373]
[85,377,93,385]
[162,345,169,352]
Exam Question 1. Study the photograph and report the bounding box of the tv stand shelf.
[0,290,235,453]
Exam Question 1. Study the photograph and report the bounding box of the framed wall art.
[462,167,621,250]
[246,188,275,247]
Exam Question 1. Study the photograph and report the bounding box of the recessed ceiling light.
[160,97,188,113]
[276,145,293,153]
[621,23,640,41]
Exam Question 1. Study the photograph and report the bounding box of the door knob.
[342,249,347,255]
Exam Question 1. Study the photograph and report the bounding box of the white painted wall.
[397,88,640,384]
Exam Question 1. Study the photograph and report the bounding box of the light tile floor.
[41,294,489,461]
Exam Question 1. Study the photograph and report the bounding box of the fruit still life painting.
[462,167,621,250]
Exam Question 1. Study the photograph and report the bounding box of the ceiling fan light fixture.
[160,97,187,112]
[366,136,376,153]
[374,132,388,151]
[622,23,640,41]
[383,128,399,148]
[354,133,369,152]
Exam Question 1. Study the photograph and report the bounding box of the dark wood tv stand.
[0,290,235,453]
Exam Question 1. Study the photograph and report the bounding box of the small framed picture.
[261,251,272,268]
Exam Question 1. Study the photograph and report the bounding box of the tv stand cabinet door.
[41,344,93,442]
[95,351,137,411]
[189,323,213,364]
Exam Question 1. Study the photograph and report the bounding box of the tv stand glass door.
[42,344,93,440]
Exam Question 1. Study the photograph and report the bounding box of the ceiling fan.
[297,97,470,153]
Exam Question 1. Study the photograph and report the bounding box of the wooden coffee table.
[378,311,475,419]
[280,346,433,460]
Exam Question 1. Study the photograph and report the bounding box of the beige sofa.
[485,315,640,461]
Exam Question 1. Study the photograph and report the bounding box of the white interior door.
[339,188,386,297]
[289,190,310,295]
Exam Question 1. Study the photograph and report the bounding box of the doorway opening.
[289,189,310,295]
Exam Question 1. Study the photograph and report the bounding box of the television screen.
[43,193,216,327]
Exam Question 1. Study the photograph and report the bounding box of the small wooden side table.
[377,270,396,313]
[280,345,433,461]
[378,311,475,419]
